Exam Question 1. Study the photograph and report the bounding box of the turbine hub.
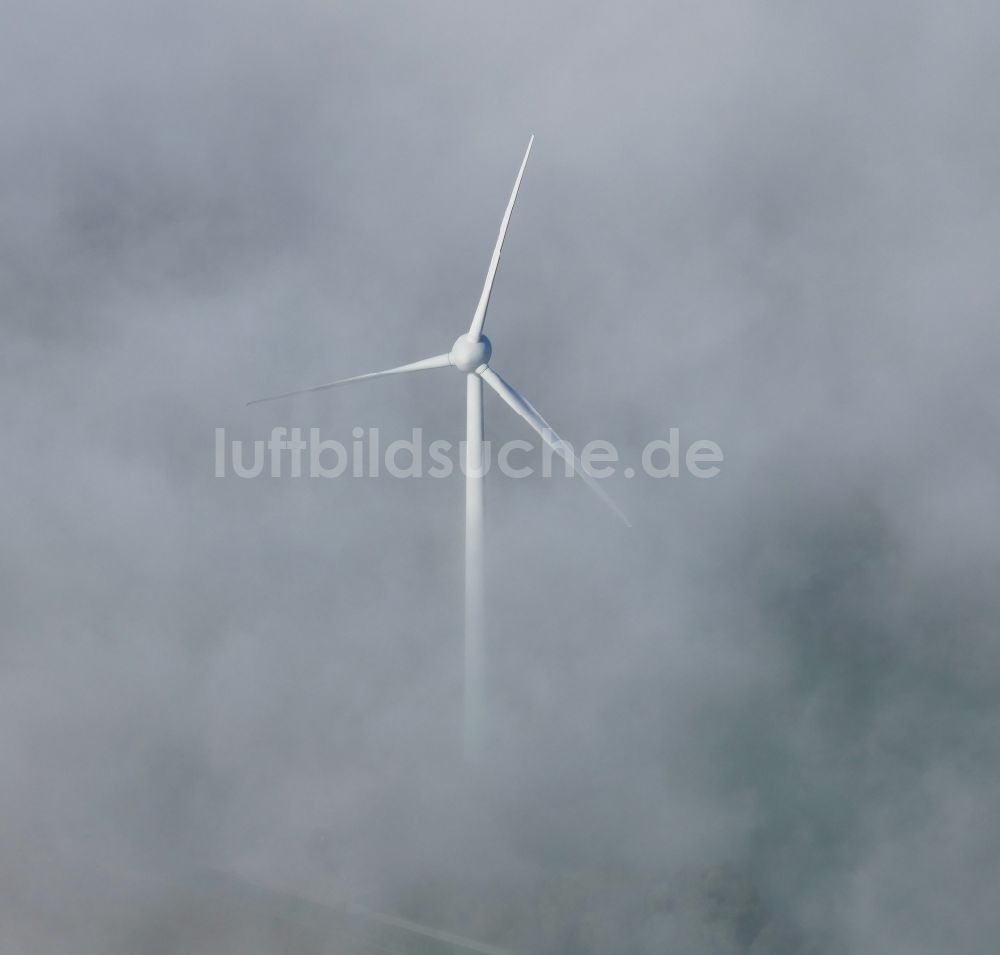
[450,334,491,373]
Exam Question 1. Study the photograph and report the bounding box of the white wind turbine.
[250,137,628,760]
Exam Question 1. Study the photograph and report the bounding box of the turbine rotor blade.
[479,366,631,527]
[247,353,452,406]
[468,136,533,340]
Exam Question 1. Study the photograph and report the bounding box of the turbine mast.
[464,372,486,762]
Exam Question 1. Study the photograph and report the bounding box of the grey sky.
[2,1,999,952]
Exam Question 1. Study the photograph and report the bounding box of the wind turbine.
[250,137,628,760]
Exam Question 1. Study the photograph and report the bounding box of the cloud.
[2,0,998,951]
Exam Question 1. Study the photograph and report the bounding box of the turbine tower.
[250,137,628,761]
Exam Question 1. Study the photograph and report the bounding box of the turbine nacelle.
[450,333,492,373]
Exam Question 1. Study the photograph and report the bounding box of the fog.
[2,1,999,952]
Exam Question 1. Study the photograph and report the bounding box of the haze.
[2,1,998,952]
